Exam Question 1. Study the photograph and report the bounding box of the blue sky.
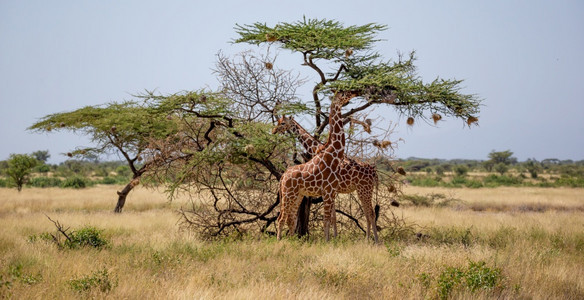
[1,1,583,163]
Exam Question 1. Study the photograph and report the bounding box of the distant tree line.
[2,149,582,192]
[382,150,584,188]
[0,150,132,191]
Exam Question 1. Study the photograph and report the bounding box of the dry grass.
[1,185,583,299]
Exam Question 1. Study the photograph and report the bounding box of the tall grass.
[0,186,583,299]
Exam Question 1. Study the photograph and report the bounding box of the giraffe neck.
[287,119,321,156]
[322,92,348,157]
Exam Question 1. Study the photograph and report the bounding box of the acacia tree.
[232,18,481,235]
[147,18,480,239]
[28,101,178,212]
[6,154,38,192]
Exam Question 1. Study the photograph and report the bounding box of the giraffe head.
[272,115,294,134]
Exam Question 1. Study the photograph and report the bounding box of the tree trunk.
[295,196,312,237]
[113,178,140,213]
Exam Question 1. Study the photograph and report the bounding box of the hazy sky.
[1,1,583,164]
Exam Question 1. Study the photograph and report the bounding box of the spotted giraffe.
[273,116,379,243]
[276,91,356,241]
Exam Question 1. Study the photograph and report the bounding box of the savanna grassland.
[1,185,583,299]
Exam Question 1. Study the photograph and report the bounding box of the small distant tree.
[488,150,517,165]
[482,160,495,172]
[6,154,39,192]
[435,165,446,176]
[454,165,469,177]
[31,150,50,163]
[494,163,508,176]
[524,159,542,179]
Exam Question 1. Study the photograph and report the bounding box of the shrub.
[483,174,523,187]
[115,165,131,178]
[433,260,503,299]
[28,177,62,188]
[454,165,469,177]
[61,176,88,189]
[437,266,465,299]
[0,178,7,187]
[34,164,51,173]
[31,219,109,250]
[65,226,109,249]
[409,176,442,187]
[99,176,118,185]
[464,179,483,188]
[465,261,502,292]
[69,268,117,294]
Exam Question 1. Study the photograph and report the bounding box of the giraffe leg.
[359,186,379,243]
[277,203,285,240]
[322,191,337,241]
[286,193,303,236]
[332,201,338,238]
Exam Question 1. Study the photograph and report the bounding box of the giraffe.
[276,91,355,241]
[273,116,380,243]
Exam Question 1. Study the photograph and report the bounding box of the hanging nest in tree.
[467,116,479,126]
[396,166,407,176]
[406,117,415,126]
[59,122,66,128]
[345,48,353,57]
[265,62,273,70]
[67,152,73,157]
[265,33,277,42]
[372,140,392,149]
[110,126,117,133]
[432,113,442,124]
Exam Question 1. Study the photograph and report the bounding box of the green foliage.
[524,159,542,178]
[488,150,516,165]
[7,263,42,285]
[99,176,128,185]
[433,261,503,299]
[65,226,109,249]
[34,224,109,250]
[68,268,117,294]
[454,165,469,177]
[34,164,51,173]
[235,17,386,60]
[464,261,502,292]
[114,165,131,178]
[5,154,38,192]
[494,163,508,175]
[437,266,465,299]
[61,176,88,189]
[28,177,62,188]
[235,17,481,124]
[483,174,523,187]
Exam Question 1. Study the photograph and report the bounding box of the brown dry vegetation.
[1,185,583,299]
